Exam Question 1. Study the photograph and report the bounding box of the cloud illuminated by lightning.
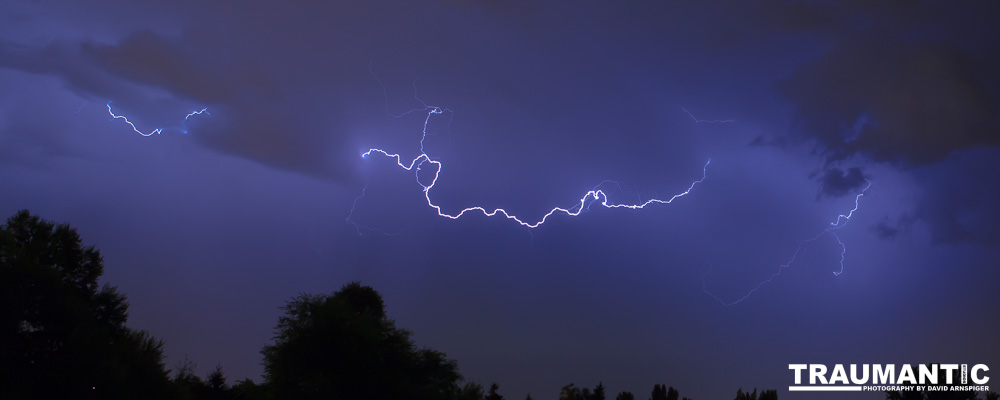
[360,106,711,229]
[361,65,860,306]
[702,180,872,306]
[107,103,209,136]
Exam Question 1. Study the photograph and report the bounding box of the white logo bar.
[789,386,862,391]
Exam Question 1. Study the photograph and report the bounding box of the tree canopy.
[0,210,171,399]
[0,209,874,400]
[261,281,464,400]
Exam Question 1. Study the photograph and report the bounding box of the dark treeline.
[0,210,993,400]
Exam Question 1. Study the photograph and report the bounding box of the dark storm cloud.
[85,29,358,178]
[778,35,1000,166]
[726,0,1000,246]
[0,0,581,184]
[698,0,840,47]
[753,0,1000,166]
[909,149,1000,247]
[715,1,1000,167]
[0,30,360,182]
[2,1,999,397]
[83,30,278,105]
[815,167,867,199]
[870,217,901,240]
[0,40,145,105]
[718,1,1000,168]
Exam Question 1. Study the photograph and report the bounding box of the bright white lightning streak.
[185,108,210,120]
[702,180,871,306]
[362,107,710,229]
[107,103,209,136]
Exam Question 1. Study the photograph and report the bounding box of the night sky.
[2,1,999,399]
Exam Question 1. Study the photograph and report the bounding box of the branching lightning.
[359,105,711,229]
[702,181,872,306]
[107,103,209,136]
[346,186,400,236]
[359,65,865,306]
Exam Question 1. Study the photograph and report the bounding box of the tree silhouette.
[172,356,204,399]
[171,359,240,400]
[230,378,268,400]
[560,382,610,400]
[560,383,589,400]
[207,364,227,391]
[202,364,237,400]
[261,282,463,400]
[650,384,679,400]
[735,388,777,400]
[593,382,606,400]
[885,389,980,400]
[885,391,981,400]
[884,366,978,400]
[667,386,679,400]
[0,210,171,399]
[0,210,803,400]
[457,382,485,400]
[486,383,505,400]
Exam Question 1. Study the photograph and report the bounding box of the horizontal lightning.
[185,108,210,120]
[107,103,209,136]
[360,66,857,307]
[360,106,710,229]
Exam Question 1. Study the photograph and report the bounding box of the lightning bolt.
[346,186,401,236]
[682,108,736,123]
[360,66,860,306]
[702,181,871,306]
[107,103,209,136]
[185,108,210,120]
[359,105,711,229]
